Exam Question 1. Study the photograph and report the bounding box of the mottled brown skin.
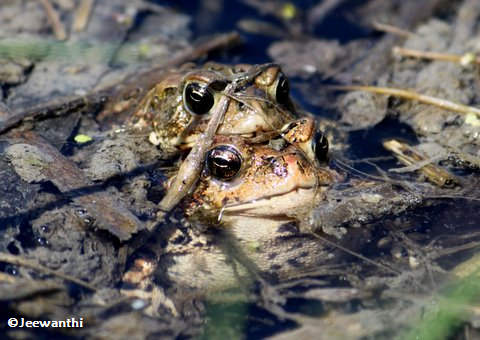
[186,120,332,218]
[129,62,296,153]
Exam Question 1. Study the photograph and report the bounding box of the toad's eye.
[313,131,329,162]
[276,73,290,105]
[206,145,242,180]
[184,83,215,115]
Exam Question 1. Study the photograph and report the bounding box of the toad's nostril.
[313,131,329,162]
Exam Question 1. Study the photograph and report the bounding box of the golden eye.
[206,145,242,180]
[183,83,214,115]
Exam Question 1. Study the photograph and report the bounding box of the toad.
[123,118,336,293]
[128,62,297,154]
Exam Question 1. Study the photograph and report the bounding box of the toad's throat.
[212,187,320,245]
[220,187,318,218]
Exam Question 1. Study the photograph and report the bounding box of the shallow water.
[1,0,480,339]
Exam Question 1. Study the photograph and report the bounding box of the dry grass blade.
[333,85,480,119]
[73,0,95,32]
[383,139,457,187]
[393,46,480,66]
[0,252,96,291]
[38,0,67,40]
[311,232,401,275]
[372,21,414,38]
[452,252,480,279]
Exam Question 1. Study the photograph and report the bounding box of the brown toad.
[129,62,298,153]
[124,118,336,293]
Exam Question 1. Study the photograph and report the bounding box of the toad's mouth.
[220,187,319,218]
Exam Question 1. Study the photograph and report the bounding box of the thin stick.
[156,63,279,216]
[39,0,67,40]
[73,0,95,32]
[333,85,480,118]
[384,139,457,187]
[157,83,235,215]
[311,233,401,275]
[0,252,96,291]
[393,46,480,66]
[452,252,480,279]
[372,21,414,38]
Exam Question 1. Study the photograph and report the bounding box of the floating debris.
[383,139,457,187]
[74,134,93,144]
[39,0,67,40]
[280,3,297,20]
[393,46,480,67]
[334,85,480,119]
[73,0,95,32]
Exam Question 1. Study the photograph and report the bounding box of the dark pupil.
[206,146,242,180]
[276,74,290,105]
[314,131,329,162]
[185,83,214,115]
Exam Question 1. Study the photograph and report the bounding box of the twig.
[156,62,271,215]
[73,0,95,32]
[393,46,479,66]
[332,158,418,192]
[383,139,457,187]
[452,252,480,279]
[311,233,401,275]
[435,243,480,260]
[372,21,414,38]
[0,252,96,291]
[39,0,67,40]
[157,83,235,215]
[388,155,444,173]
[332,85,480,118]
